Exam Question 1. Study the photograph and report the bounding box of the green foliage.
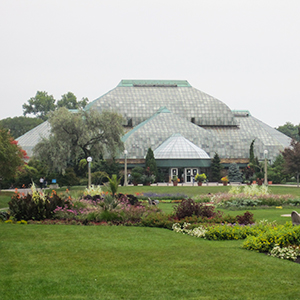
[282,139,300,186]
[58,168,80,187]
[56,92,89,109]
[267,154,288,184]
[171,175,178,182]
[8,189,70,221]
[33,108,124,173]
[140,213,174,229]
[106,174,121,196]
[211,153,222,181]
[276,122,300,141]
[249,139,255,164]
[141,174,155,185]
[145,148,158,180]
[203,224,255,240]
[242,222,300,252]
[0,128,27,180]
[22,91,89,121]
[228,163,243,182]
[94,159,121,180]
[195,173,207,182]
[130,166,144,184]
[0,116,43,139]
[23,91,56,121]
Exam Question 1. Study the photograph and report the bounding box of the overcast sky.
[1,0,299,128]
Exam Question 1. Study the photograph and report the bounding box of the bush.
[141,213,175,229]
[174,198,216,219]
[242,223,300,252]
[9,189,70,221]
[236,211,255,225]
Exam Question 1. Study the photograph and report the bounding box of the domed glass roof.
[154,133,211,159]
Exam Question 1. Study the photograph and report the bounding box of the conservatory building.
[17,79,291,181]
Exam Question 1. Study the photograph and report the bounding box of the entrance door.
[185,168,199,183]
[185,168,192,183]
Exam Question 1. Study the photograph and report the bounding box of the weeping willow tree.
[33,107,124,173]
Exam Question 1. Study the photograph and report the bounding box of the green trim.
[156,159,211,168]
[84,87,116,112]
[121,107,172,142]
[232,110,251,116]
[118,80,191,87]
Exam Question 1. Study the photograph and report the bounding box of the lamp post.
[87,156,92,188]
[124,150,128,186]
[264,150,268,186]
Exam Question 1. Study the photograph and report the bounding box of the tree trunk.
[297,171,299,188]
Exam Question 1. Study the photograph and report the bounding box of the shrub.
[9,189,70,221]
[242,223,300,252]
[236,211,255,225]
[141,213,174,229]
[204,224,253,241]
[174,198,216,219]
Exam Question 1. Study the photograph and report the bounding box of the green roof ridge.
[118,79,191,87]
[121,107,172,142]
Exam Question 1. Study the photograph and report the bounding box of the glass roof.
[86,80,237,127]
[154,133,211,159]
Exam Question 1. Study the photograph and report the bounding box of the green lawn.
[1,224,300,300]
[0,191,13,209]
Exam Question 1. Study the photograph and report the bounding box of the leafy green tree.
[268,154,288,184]
[282,139,300,187]
[211,153,222,181]
[23,91,90,122]
[276,122,300,141]
[0,128,28,182]
[0,116,43,138]
[33,108,124,173]
[145,148,158,180]
[57,92,89,110]
[228,163,243,182]
[23,91,56,121]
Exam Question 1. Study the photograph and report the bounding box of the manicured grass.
[158,203,296,225]
[218,207,294,225]
[0,192,13,209]
[118,185,230,197]
[117,185,300,197]
[1,224,300,300]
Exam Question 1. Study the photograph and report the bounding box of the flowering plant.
[171,175,179,182]
[195,173,207,182]
[221,176,228,183]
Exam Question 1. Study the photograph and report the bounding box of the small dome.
[154,133,211,159]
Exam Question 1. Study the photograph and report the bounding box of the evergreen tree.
[211,153,222,181]
[145,148,158,181]
[249,139,255,165]
[228,163,243,182]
